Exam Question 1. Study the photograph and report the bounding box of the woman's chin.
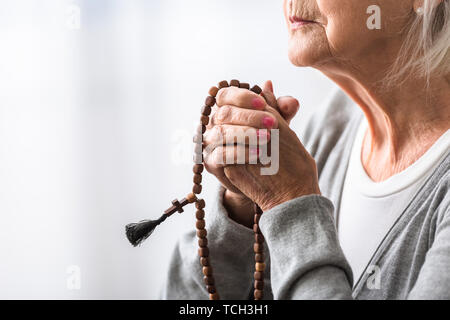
[287,27,330,67]
[288,44,325,68]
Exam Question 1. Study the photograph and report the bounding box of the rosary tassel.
[125,214,169,247]
[125,193,197,246]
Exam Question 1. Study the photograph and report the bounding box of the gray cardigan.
[161,89,450,300]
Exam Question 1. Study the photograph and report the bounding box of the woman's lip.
[289,16,316,29]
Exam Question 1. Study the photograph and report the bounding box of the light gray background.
[0,0,336,299]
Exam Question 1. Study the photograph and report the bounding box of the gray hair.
[386,0,450,85]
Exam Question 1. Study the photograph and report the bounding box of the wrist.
[223,189,254,229]
[260,186,321,212]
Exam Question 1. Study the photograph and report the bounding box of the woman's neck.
[325,72,450,182]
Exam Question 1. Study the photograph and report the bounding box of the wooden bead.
[255,262,266,272]
[230,79,240,87]
[254,204,263,215]
[197,124,206,134]
[196,219,205,230]
[197,229,207,238]
[198,247,209,257]
[254,214,261,224]
[186,192,197,203]
[207,285,216,294]
[255,234,265,243]
[209,292,220,300]
[251,85,262,94]
[203,276,215,285]
[254,280,264,290]
[200,115,209,126]
[193,133,203,143]
[254,271,264,281]
[218,80,229,89]
[253,224,260,234]
[205,96,216,107]
[195,199,206,209]
[201,105,212,116]
[239,82,250,90]
[254,289,263,300]
[202,266,213,276]
[194,143,203,154]
[193,173,202,184]
[200,257,210,266]
[193,154,203,164]
[193,184,202,194]
[254,243,263,253]
[196,209,205,219]
[198,237,208,247]
[209,86,219,97]
[193,164,204,174]
[255,253,264,262]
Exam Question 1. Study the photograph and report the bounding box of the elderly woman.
[162,0,450,299]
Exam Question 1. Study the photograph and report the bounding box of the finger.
[277,96,300,124]
[263,103,290,131]
[204,144,261,169]
[216,86,267,111]
[261,81,299,124]
[261,90,278,109]
[211,105,278,130]
[203,125,271,150]
[263,80,274,93]
[223,165,256,200]
[223,165,262,200]
[261,80,282,115]
[204,144,260,194]
[206,105,218,129]
[203,161,242,195]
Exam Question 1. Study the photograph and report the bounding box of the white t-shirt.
[338,118,450,284]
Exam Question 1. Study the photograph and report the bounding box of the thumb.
[260,80,279,111]
[263,80,274,93]
[262,80,300,124]
[277,96,300,125]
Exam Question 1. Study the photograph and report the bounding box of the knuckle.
[210,146,224,166]
[217,125,226,139]
[245,110,258,125]
[215,88,228,105]
[203,148,214,166]
[216,105,232,123]
[208,106,219,127]
[211,125,226,145]
[203,144,215,161]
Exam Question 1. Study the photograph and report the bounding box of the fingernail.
[251,97,265,110]
[262,116,275,129]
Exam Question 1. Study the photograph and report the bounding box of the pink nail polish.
[251,98,265,110]
[262,116,275,129]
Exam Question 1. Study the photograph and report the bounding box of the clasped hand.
[203,81,321,217]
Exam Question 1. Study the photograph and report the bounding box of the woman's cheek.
[322,18,348,58]
[317,0,374,55]
[324,11,369,59]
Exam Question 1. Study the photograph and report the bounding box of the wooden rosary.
[125,80,266,300]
